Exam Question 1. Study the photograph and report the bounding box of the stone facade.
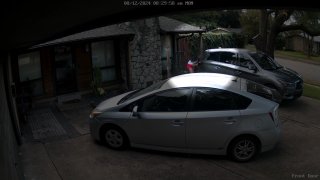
[126,18,162,89]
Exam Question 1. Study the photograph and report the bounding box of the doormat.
[28,108,67,140]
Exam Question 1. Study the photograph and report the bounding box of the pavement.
[276,57,320,86]
[19,95,320,180]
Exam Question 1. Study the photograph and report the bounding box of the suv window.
[139,88,192,112]
[206,52,220,61]
[192,88,251,111]
[206,52,238,65]
[220,52,238,65]
[239,54,254,68]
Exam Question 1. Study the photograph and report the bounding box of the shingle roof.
[158,16,205,33]
[32,24,134,48]
[211,27,242,34]
[31,17,204,48]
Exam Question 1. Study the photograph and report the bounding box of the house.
[11,16,204,105]
[285,33,320,55]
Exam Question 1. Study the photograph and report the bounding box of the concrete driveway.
[20,96,320,180]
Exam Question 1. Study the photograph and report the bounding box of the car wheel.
[228,136,258,162]
[102,126,129,150]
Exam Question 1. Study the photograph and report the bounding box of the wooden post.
[199,33,203,60]
[166,48,171,78]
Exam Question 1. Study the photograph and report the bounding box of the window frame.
[120,87,193,112]
[90,40,120,83]
[17,51,44,97]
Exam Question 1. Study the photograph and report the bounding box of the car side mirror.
[132,105,140,118]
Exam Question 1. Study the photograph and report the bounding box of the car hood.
[269,67,302,82]
[95,91,134,111]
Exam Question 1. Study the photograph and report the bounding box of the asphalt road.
[276,57,320,86]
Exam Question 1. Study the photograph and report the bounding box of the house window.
[18,51,43,96]
[91,41,117,82]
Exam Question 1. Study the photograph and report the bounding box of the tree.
[252,10,320,58]
[170,10,241,30]
[240,10,260,43]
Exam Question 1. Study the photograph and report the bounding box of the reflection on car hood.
[270,67,301,82]
[95,91,134,111]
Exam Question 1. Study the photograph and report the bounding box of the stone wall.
[127,18,162,89]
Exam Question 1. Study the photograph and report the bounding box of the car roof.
[160,73,242,91]
[205,48,250,54]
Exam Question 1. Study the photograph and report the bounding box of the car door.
[186,87,242,150]
[198,52,222,73]
[234,53,264,84]
[126,88,192,148]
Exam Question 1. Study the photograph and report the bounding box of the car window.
[239,54,254,68]
[192,88,251,111]
[206,52,220,61]
[139,88,192,112]
[219,52,238,65]
[206,52,238,65]
[249,52,282,70]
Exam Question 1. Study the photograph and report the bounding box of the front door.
[54,46,77,95]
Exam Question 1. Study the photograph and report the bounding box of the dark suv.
[197,48,303,100]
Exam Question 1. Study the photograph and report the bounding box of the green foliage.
[239,10,260,41]
[187,32,246,56]
[303,83,320,100]
[293,11,320,32]
[170,10,241,31]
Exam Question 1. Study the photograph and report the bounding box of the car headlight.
[89,109,102,119]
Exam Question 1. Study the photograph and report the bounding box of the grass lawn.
[275,50,320,62]
[303,83,320,100]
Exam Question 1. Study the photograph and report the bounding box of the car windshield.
[249,52,282,70]
[118,79,167,104]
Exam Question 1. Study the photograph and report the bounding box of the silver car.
[89,73,281,162]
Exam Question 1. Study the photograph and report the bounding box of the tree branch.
[280,24,320,36]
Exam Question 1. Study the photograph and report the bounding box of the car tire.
[101,126,129,150]
[228,136,259,162]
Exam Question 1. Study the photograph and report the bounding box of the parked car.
[89,73,281,162]
[197,48,303,101]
